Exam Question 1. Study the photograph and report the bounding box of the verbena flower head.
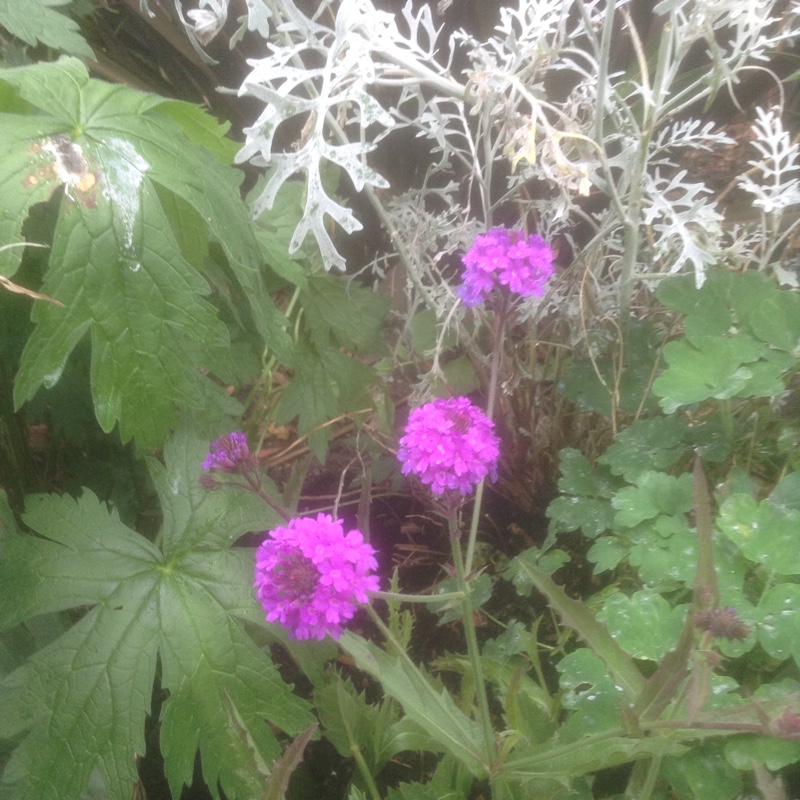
[398,396,500,496]
[254,513,379,640]
[201,432,253,474]
[459,227,554,306]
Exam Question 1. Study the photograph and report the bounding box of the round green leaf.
[756,583,800,664]
[719,495,800,574]
[596,590,687,660]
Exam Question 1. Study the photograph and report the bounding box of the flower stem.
[350,743,382,800]
[371,589,466,605]
[447,506,498,773]
[242,472,292,522]
[465,297,507,576]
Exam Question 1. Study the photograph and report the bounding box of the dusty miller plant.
[176,0,800,339]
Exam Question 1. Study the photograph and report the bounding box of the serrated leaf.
[13,172,226,446]
[627,517,698,586]
[263,724,318,800]
[274,345,375,461]
[338,632,488,777]
[0,425,314,800]
[0,0,94,58]
[315,677,385,768]
[505,549,644,701]
[0,114,66,277]
[0,58,275,445]
[301,275,389,353]
[555,449,617,498]
[499,735,685,783]
[587,538,629,573]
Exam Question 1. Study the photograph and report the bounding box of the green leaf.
[0,114,66,277]
[558,321,661,415]
[587,538,629,573]
[768,472,800,513]
[274,345,375,461]
[756,584,800,665]
[338,632,488,777]
[0,58,275,445]
[0,489,18,538]
[627,515,698,586]
[315,677,387,769]
[301,275,390,353]
[599,416,689,481]
[663,743,741,800]
[612,471,694,528]
[718,494,800,575]
[410,309,458,354]
[747,289,800,351]
[547,496,615,538]
[556,449,617,498]
[653,334,781,413]
[652,275,798,413]
[14,175,228,446]
[386,782,464,800]
[557,649,626,738]
[499,735,685,783]
[0,425,314,800]
[596,591,687,661]
[0,0,94,58]
[725,734,800,772]
[505,549,645,701]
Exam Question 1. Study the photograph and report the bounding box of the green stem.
[350,743,382,800]
[464,479,484,576]
[465,296,508,575]
[447,506,498,773]
[243,471,292,522]
[719,398,734,444]
[371,589,466,605]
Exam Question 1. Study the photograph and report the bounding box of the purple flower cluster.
[398,397,500,496]
[254,513,379,640]
[201,432,254,473]
[459,227,554,306]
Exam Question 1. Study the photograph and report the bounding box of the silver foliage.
[178,0,800,323]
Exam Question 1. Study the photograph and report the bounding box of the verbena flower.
[201,432,254,473]
[459,227,554,306]
[398,396,500,496]
[254,513,379,640]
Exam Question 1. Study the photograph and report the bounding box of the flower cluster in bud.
[693,607,750,641]
[201,432,255,474]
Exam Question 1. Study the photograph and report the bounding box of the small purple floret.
[459,227,554,306]
[254,513,380,640]
[201,432,252,473]
[398,396,500,496]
